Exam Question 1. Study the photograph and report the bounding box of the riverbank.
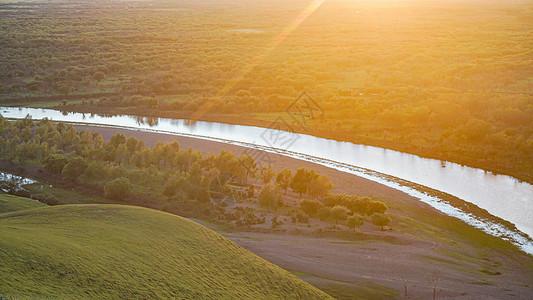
[76,125,533,299]
[1,122,532,298]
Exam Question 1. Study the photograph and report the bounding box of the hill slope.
[0,204,330,299]
[0,193,47,214]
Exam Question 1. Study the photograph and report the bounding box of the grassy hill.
[0,193,47,214]
[0,204,331,299]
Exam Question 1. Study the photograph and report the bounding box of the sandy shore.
[72,125,533,299]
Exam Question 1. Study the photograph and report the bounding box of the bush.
[296,212,309,223]
[31,193,59,206]
[62,157,88,182]
[271,215,283,228]
[346,214,364,230]
[367,201,387,215]
[330,205,350,222]
[104,177,132,200]
[317,207,331,221]
[247,185,255,198]
[300,199,323,217]
[44,153,68,174]
[371,213,392,230]
[258,184,283,210]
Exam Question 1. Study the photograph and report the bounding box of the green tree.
[109,133,126,148]
[104,177,132,200]
[78,162,107,185]
[62,157,88,182]
[163,182,176,198]
[44,153,68,173]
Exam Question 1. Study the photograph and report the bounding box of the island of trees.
[0,115,391,233]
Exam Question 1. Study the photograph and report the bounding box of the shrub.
[371,213,392,230]
[331,205,350,222]
[258,184,283,210]
[31,193,59,206]
[43,153,68,174]
[367,200,387,215]
[300,199,323,217]
[247,185,254,198]
[346,214,364,230]
[271,215,283,228]
[62,157,88,182]
[317,207,332,221]
[296,212,309,223]
[104,177,132,200]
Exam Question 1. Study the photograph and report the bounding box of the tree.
[347,214,364,231]
[238,154,256,184]
[163,182,176,198]
[258,184,283,210]
[104,177,132,200]
[62,157,88,182]
[78,162,107,185]
[330,205,350,223]
[309,174,333,198]
[371,213,391,230]
[125,137,140,154]
[259,165,276,185]
[367,200,387,215]
[44,153,68,173]
[290,168,310,197]
[275,168,292,193]
[317,207,331,221]
[300,199,323,217]
[109,133,126,148]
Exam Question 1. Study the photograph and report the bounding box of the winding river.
[1,106,532,254]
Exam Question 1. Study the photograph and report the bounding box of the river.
[1,106,532,254]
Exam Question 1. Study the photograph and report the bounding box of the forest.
[0,0,531,182]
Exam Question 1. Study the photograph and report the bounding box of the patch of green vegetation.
[23,183,117,205]
[0,193,46,213]
[0,204,331,299]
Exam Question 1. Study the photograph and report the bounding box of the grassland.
[0,203,330,299]
[0,193,46,213]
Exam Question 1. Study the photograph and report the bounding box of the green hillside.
[0,193,47,214]
[0,204,331,299]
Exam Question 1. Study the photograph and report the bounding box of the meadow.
[0,200,330,299]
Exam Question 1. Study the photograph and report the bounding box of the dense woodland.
[0,0,531,181]
[0,116,391,230]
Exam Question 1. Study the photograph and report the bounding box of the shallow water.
[1,106,532,253]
